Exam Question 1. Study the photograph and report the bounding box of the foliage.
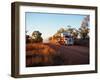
[51,26,79,40]
[71,29,79,39]
[49,24,89,41]
[79,27,89,39]
[57,28,66,33]
[32,31,43,43]
[48,37,52,41]
[26,31,43,43]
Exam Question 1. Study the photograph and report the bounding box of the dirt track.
[26,43,89,67]
[48,44,89,65]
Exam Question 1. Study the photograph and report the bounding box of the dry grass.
[26,43,56,55]
[26,43,64,67]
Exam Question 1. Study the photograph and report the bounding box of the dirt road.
[26,43,89,67]
[48,44,89,65]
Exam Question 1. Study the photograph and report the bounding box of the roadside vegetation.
[26,16,90,67]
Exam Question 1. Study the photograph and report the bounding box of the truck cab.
[58,32,74,45]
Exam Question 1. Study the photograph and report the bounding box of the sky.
[25,12,87,41]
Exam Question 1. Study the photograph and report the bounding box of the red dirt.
[47,43,89,65]
[26,43,89,67]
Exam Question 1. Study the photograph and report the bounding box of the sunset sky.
[25,12,87,41]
